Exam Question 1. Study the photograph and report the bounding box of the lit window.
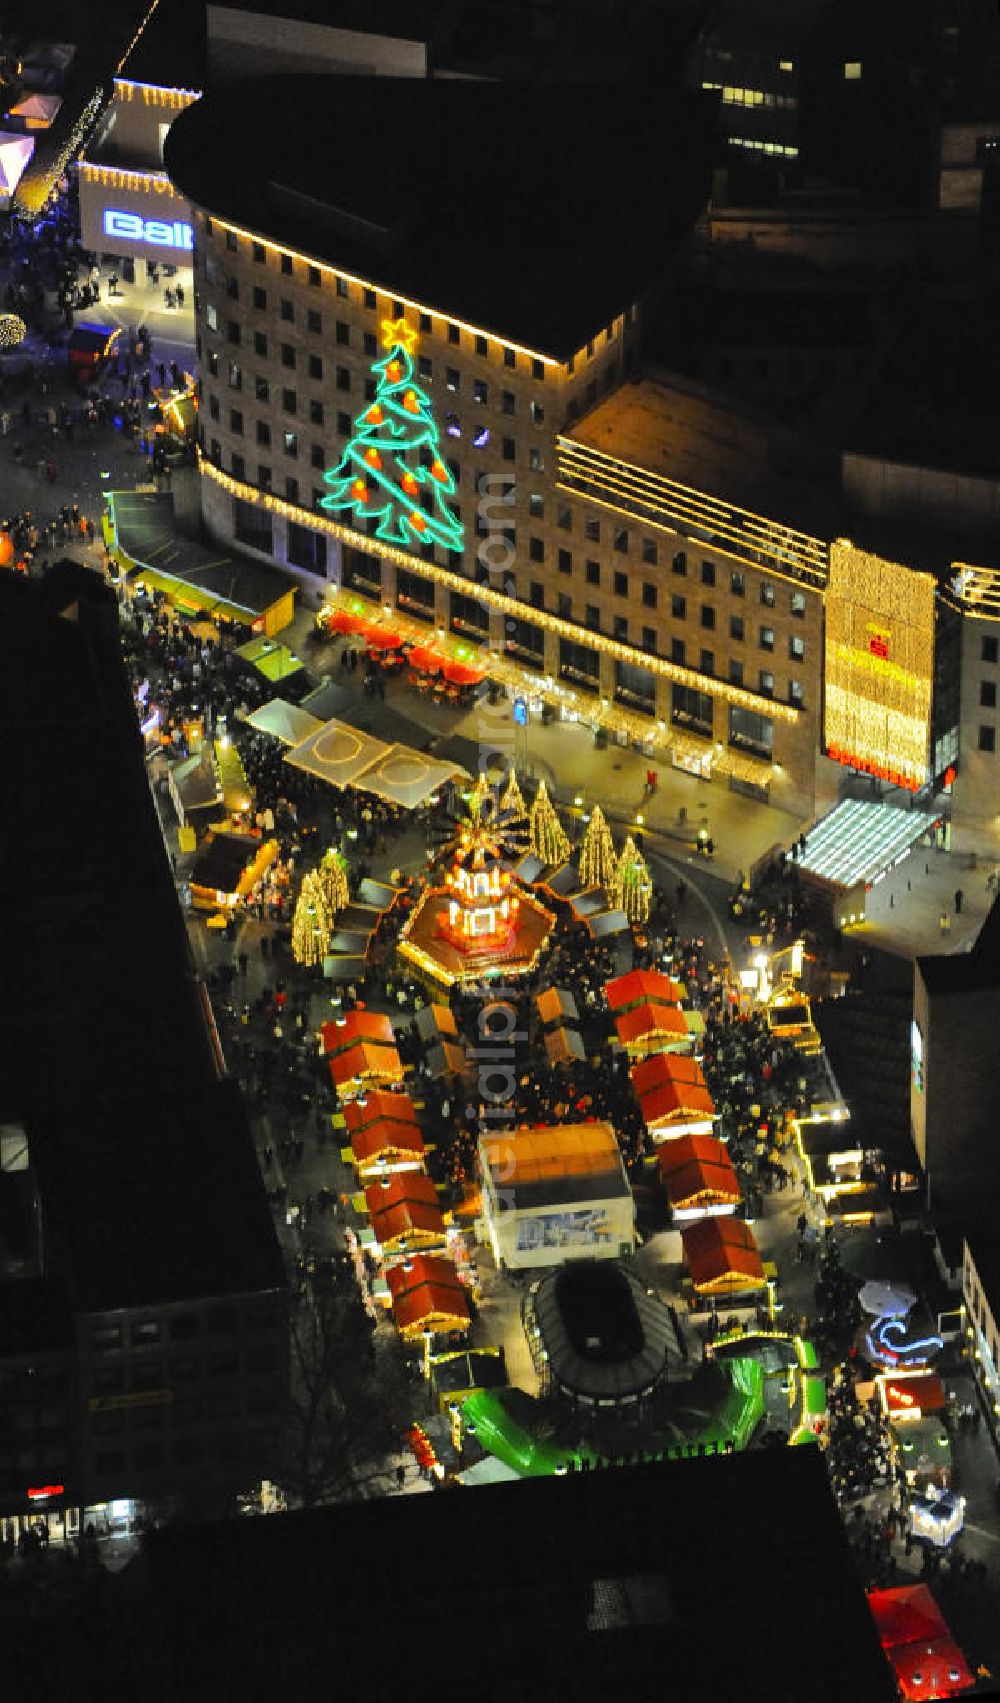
[779,59,794,72]
[844,61,862,80]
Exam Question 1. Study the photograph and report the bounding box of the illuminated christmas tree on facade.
[319,317,463,554]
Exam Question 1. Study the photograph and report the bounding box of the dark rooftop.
[917,891,1000,996]
[138,1446,895,1702]
[847,295,1000,483]
[164,74,715,360]
[0,568,284,1315]
[813,990,914,1164]
[190,830,260,895]
[117,0,206,91]
[32,1080,284,1311]
[555,1259,644,1360]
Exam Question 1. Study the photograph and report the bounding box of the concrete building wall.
[104,81,201,164]
[75,1290,288,1509]
[912,972,1000,1203]
[842,453,1000,535]
[206,7,428,83]
[78,163,193,264]
[949,607,1000,858]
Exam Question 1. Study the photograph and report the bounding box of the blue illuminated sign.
[102,209,193,250]
[513,698,528,726]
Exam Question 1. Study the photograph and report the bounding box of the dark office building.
[0,565,287,1544]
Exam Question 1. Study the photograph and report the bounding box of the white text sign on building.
[102,208,193,250]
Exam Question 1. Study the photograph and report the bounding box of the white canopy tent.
[283,718,392,788]
[245,698,322,748]
[283,718,467,809]
[0,134,35,202]
[360,747,467,810]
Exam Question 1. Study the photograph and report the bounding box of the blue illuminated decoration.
[102,209,194,250]
[513,698,528,726]
[865,1315,944,1369]
[473,425,490,448]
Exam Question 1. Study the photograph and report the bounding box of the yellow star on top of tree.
[381,315,418,354]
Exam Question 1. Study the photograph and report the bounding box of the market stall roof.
[606,968,684,1011]
[867,1584,951,1650]
[615,1002,690,1049]
[189,831,262,895]
[235,635,304,683]
[638,1082,716,1134]
[387,1253,471,1337]
[536,987,580,1026]
[358,877,404,912]
[337,904,381,939]
[877,1372,947,1418]
[322,953,369,985]
[343,1090,419,1133]
[105,491,296,624]
[169,754,222,816]
[426,1040,467,1079]
[868,1585,975,1700]
[634,1054,716,1129]
[214,737,253,816]
[630,1050,710,1102]
[329,1040,404,1089]
[888,1636,975,1701]
[414,1003,459,1043]
[658,1135,740,1208]
[365,1172,445,1249]
[245,699,322,747]
[682,1216,765,1294]
[544,1027,586,1067]
[480,1122,629,1212]
[570,888,611,920]
[544,864,586,900]
[329,929,374,956]
[350,1119,427,1168]
[889,1415,951,1470]
[321,1012,395,1055]
[8,92,62,128]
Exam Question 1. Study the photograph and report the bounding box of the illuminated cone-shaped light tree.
[612,834,652,924]
[529,778,571,866]
[292,871,333,968]
[499,768,527,823]
[317,847,349,922]
[579,804,616,890]
[467,770,493,824]
[320,317,464,555]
